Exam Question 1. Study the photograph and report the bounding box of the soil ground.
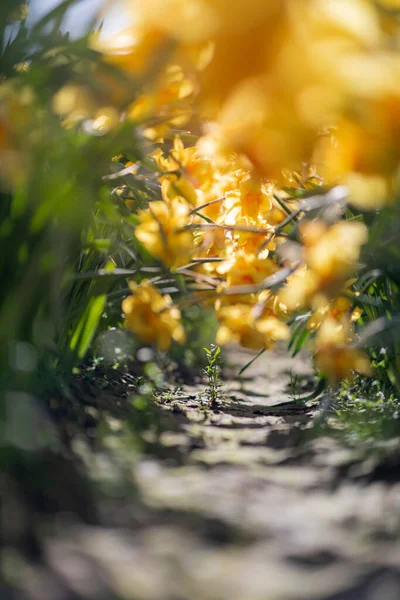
[3,348,400,600]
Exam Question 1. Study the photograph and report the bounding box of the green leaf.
[238,348,265,375]
[69,294,106,359]
[292,328,310,357]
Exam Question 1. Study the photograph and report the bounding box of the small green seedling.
[203,344,223,405]
[288,370,300,403]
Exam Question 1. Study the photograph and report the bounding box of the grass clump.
[322,376,400,447]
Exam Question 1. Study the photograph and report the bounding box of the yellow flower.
[280,221,367,311]
[127,64,196,132]
[158,135,202,176]
[154,136,227,211]
[345,173,390,211]
[122,281,185,350]
[216,78,315,180]
[314,316,371,384]
[92,28,167,77]
[217,250,277,289]
[213,173,278,256]
[307,295,362,331]
[233,224,276,258]
[135,199,194,268]
[302,220,368,286]
[216,303,289,350]
[239,173,272,219]
[316,95,400,208]
[278,266,321,312]
[161,176,198,206]
[129,0,282,109]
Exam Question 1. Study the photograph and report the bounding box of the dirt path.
[4,348,400,600]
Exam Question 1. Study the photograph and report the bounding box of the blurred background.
[30,0,126,35]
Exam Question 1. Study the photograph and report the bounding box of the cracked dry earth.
[6,348,400,600]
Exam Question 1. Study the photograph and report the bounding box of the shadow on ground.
[3,347,400,600]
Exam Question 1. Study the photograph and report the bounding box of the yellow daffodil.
[279,221,367,311]
[316,95,400,208]
[161,176,198,206]
[278,266,321,312]
[217,250,278,293]
[314,316,371,384]
[129,0,283,111]
[216,302,289,350]
[91,28,167,77]
[239,174,272,220]
[127,64,196,132]
[307,295,363,331]
[135,199,194,268]
[122,281,185,350]
[301,220,368,287]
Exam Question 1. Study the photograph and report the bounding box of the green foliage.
[317,375,400,446]
[0,0,161,400]
[350,203,400,391]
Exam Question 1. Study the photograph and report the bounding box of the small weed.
[287,370,311,405]
[203,344,223,406]
[154,388,176,403]
[288,370,300,403]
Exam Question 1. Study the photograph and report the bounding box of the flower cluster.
[110,0,400,384]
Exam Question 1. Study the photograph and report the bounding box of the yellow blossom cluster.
[120,125,371,382]
[108,0,400,383]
